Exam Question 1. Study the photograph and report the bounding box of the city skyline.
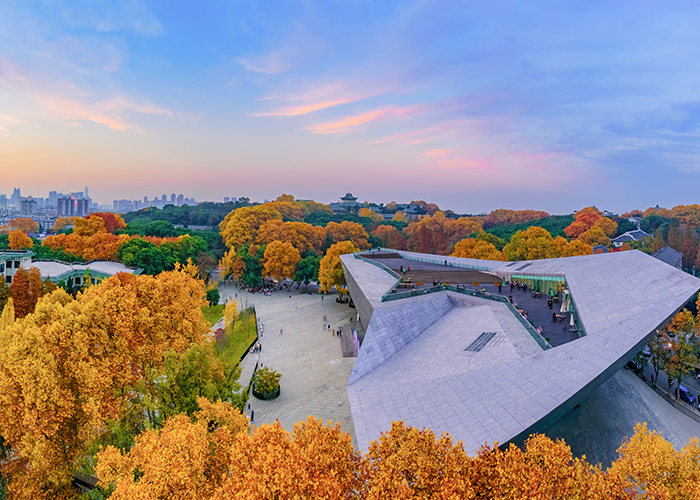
[3,2,700,213]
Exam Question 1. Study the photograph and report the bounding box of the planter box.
[252,386,280,400]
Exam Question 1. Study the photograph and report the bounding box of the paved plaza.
[219,284,361,447]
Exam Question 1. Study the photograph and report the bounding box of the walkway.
[219,283,362,447]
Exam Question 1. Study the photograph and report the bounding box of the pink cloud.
[252,98,357,117]
[306,104,425,135]
[421,148,455,157]
[306,109,386,134]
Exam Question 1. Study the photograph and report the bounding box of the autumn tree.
[318,241,356,297]
[608,422,700,498]
[97,398,250,500]
[7,229,33,249]
[668,222,683,250]
[224,299,239,334]
[451,238,504,260]
[682,224,697,269]
[0,270,211,497]
[8,217,38,233]
[483,209,549,228]
[363,420,472,499]
[90,212,127,233]
[52,216,77,232]
[325,221,370,249]
[359,207,384,222]
[579,226,611,247]
[393,211,407,223]
[371,225,408,250]
[219,205,282,249]
[263,240,301,282]
[405,212,483,255]
[9,267,42,318]
[0,277,10,312]
[502,226,559,261]
[651,227,666,253]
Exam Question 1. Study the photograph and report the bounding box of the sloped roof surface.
[344,250,700,453]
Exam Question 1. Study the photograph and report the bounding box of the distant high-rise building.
[20,197,37,216]
[76,198,90,216]
[57,196,74,216]
[224,197,230,203]
[143,196,148,205]
[113,199,134,213]
[0,195,7,209]
[161,194,167,203]
[170,193,176,205]
[177,194,184,206]
[84,186,89,200]
[10,188,20,207]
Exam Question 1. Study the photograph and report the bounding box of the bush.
[252,367,281,399]
[206,287,220,306]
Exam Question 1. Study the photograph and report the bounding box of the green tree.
[295,255,320,290]
[648,335,670,387]
[206,287,220,306]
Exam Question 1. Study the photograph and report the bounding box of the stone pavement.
[219,284,361,447]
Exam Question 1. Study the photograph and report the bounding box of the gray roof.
[612,230,651,243]
[343,249,700,453]
[652,246,683,269]
[32,260,140,279]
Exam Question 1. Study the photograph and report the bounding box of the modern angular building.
[341,249,700,454]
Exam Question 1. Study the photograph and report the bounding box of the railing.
[367,247,493,272]
[381,284,552,350]
[353,252,401,279]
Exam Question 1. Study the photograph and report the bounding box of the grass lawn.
[202,304,225,326]
[216,308,258,362]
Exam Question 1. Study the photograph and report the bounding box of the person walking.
[250,409,254,423]
[280,328,283,335]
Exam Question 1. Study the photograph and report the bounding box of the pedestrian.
[250,409,254,422]
[552,313,557,322]
[408,266,410,272]
[332,329,335,336]
[497,282,502,293]
[280,328,283,335]
[510,282,514,292]
[321,295,324,301]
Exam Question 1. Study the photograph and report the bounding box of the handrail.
[381,284,552,350]
[353,252,401,279]
[367,247,493,271]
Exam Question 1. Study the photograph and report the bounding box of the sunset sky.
[2,1,700,214]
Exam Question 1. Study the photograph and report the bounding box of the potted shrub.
[252,366,282,400]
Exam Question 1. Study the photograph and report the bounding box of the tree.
[263,240,301,282]
[0,271,211,497]
[502,226,558,261]
[393,211,407,223]
[652,226,666,252]
[363,420,471,499]
[52,216,77,232]
[74,215,108,236]
[96,398,249,500]
[219,205,282,248]
[668,222,683,250]
[9,267,42,318]
[325,221,370,249]
[8,229,33,249]
[318,241,356,297]
[8,217,38,233]
[578,226,611,247]
[648,335,671,387]
[483,209,549,228]
[295,255,320,290]
[224,299,239,334]
[608,422,700,498]
[90,212,127,233]
[665,334,697,397]
[451,238,504,260]
[0,277,10,312]
[206,286,220,306]
[682,224,697,270]
[371,225,407,250]
[359,207,384,222]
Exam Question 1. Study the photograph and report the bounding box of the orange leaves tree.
[263,240,301,282]
[405,212,483,255]
[0,270,211,498]
[483,209,550,228]
[7,229,33,249]
[9,267,42,318]
[372,225,408,250]
[7,217,39,233]
[325,221,370,249]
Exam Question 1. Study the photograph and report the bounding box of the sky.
[2,1,700,214]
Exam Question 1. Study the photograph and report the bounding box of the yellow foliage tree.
[263,240,301,282]
[359,207,384,222]
[451,238,505,260]
[325,221,370,249]
[52,216,77,232]
[579,226,611,247]
[502,226,558,261]
[318,241,357,296]
[74,215,107,237]
[8,229,33,249]
[218,247,237,279]
[174,256,200,278]
[393,211,407,222]
[96,398,250,500]
[0,271,210,497]
[219,205,282,249]
[224,299,239,333]
[8,217,38,233]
